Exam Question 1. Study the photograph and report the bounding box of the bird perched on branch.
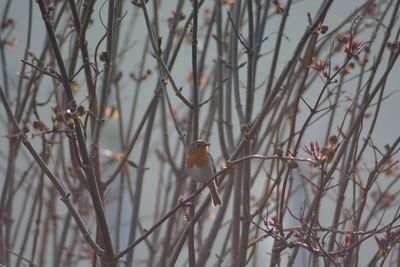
[186,140,223,207]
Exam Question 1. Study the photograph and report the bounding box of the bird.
[186,140,223,207]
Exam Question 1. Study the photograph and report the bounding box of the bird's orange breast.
[186,149,210,168]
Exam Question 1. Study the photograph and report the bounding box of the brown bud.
[33,120,47,131]
[328,135,338,145]
[76,105,86,117]
[98,50,109,62]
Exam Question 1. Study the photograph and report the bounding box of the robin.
[186,140,223,207]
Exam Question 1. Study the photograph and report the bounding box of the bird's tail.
[208,180,223,207]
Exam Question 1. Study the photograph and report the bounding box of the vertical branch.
[263,0,292,101]
[88,0,115,160]
[191,0,200,142]
[240,0,255,265]
[216,0,230,160]
[231,162,243,266]
[86,1,117,261]
[189,1,199,266]
[230,2,246,123]
[229,1,243,265]
[126,100,158,265]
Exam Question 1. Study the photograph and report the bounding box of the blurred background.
[1,0,400,266]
